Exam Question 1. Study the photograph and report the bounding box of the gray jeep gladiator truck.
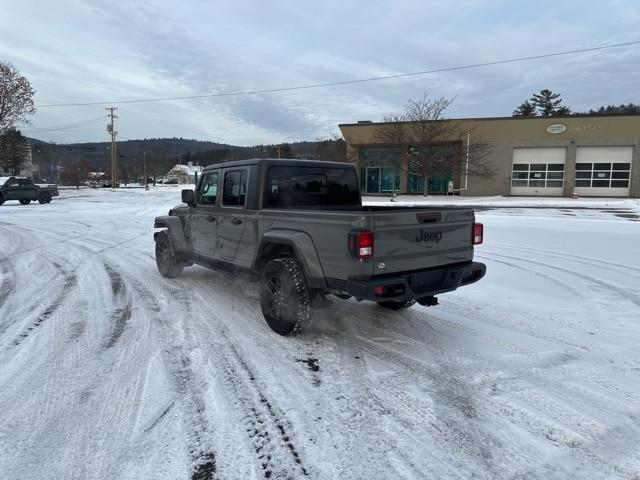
[0,176,59,205]
[154,159,486,335]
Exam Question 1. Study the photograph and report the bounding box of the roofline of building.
[338,113,640,128]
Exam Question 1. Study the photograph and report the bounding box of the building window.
[511,163,565,188]
[575,162,630,188]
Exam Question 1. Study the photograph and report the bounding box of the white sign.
[546,124,567,134]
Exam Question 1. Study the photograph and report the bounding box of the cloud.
[2,0,639,145]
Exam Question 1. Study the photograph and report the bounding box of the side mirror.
[182,189,195,205]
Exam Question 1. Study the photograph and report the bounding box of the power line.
[36,40,640,108]
[22,116,106,133]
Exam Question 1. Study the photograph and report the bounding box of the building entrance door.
[366,167,380,193]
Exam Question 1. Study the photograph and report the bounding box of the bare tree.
[0,61,36,133]
[374,94,495,195]
[145,152,174,185]
[59,159,91,189]
[0,127,30,175]
[121,155,144,184]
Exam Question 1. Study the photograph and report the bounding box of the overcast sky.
[1,0,639,146]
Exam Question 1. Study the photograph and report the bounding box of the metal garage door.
[574,146,633,197]
[511,147,566,196]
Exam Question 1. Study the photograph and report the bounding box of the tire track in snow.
[325,307,638,479]
[222,338,310,478]
[103,263,133,349]
[487,242,640,277]
[163,345,218,480]
[11,266,77,347]
[164,282,311,479]
[478,251,640,308]
[0,259,17,324]
[324,323,500,476]
[121,278,218,480]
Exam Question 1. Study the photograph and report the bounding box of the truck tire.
[19,199,31,205]
[377,300,416,310]
[0,194,3,206]
[155,230,184,278]
[38,193,52,204]
[259,258,312,336]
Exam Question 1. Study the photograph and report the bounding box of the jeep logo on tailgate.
[416,229,443,243]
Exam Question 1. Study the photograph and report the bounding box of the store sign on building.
[546,124,567,134]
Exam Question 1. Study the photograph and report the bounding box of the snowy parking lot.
[1,188,639,480]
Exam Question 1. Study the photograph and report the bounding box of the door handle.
[231,218,242,225]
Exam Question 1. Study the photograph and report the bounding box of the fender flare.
[154,216,191,254]
[255,230,327,290]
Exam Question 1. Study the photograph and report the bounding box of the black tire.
[259,258,312,336]
[377,299,416,310]
[19,199,31,205]
[0,194,3,206]
[38,193,52,204]
[155,231,184,278]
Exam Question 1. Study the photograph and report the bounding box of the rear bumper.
[339,261,486,303]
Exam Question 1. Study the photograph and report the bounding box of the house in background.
[164,162,203,184]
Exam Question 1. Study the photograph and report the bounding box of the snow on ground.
[363,194,640,210]
[0,188,639,479]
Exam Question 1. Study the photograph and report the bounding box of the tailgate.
[372,208,475,275]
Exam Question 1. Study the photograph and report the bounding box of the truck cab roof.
[0,176,29,185]
[201,158,354,173]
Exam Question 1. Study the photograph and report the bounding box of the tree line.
[180,137,347,166]
[513,88,640,117]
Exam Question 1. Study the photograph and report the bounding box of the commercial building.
[339,115,640,197]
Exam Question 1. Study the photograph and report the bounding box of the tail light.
[348,230,374,260]
[472,223,483,245]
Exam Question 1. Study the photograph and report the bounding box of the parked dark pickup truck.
[0,176,59,205]
[154,159,486,335]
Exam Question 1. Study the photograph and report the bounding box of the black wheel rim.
[264,275,290,321]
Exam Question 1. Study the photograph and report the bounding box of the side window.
[6,178,18,186]
[197,172,219,205]
[18,179,32,186]
[222,170,247,207]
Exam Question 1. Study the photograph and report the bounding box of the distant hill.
[27,137,233,171]
[27,136,347,173]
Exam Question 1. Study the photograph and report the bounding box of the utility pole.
[106,107,118,189]
[143,150,149,191]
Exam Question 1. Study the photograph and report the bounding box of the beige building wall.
[340,115,640,197]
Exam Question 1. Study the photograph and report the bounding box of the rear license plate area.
[409,270,445,293]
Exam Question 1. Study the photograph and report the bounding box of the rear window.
[265,166,360,208]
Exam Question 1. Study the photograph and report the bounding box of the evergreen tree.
[530,89,564,116]
[552,105,571,116]
[512,101,536,116]
[0,127,29,175]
